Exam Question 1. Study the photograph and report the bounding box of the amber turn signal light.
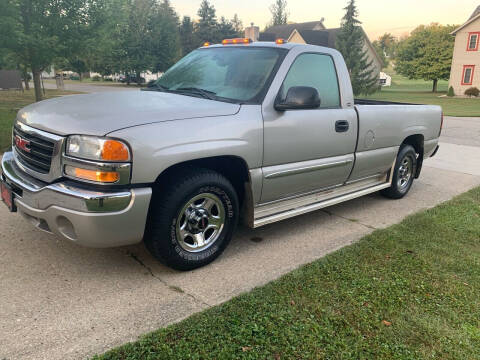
[65,165,119,183]
[101,140,130,162]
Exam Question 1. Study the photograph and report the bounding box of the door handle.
[335,120,349,133]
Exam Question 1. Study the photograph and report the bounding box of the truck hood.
[17,91,241,136]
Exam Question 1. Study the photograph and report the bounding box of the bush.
[92,75,101,82]
[70,75,80,81]
[447,86,455,97]
[464,87,479,97]
[104,78,113,82]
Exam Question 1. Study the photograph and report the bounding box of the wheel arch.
[401,134,424,178]
[153,155,253,214]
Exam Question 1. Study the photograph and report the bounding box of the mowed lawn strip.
[94,187,480,360]
[0,89,82,152]
[363,69,480,117]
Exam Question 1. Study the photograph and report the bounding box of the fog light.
[65,165,119,183]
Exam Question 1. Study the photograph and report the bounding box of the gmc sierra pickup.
[1,39,442,270]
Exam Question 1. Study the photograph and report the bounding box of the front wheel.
[381,144,417,199]
[144,168,239,271]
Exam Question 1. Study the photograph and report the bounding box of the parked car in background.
[119,74,146,84]
[1,39,442,270]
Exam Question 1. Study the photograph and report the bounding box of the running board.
[253,175,391,228]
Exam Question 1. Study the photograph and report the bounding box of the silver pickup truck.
[1,40,442,270]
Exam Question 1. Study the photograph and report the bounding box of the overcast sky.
[172,0,477,40]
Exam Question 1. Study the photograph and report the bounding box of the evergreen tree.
[217,17,237,40]
[179,16,199,55]
[269,0,288,26]
[335,0,379,96]
[231,14,243,37]
[196,0,219,43]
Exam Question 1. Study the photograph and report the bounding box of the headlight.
[66,135,130,162]
[63,135,131,185]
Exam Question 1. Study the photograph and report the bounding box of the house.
[259,20,326,40]
[255,21,383,78]
[448,5,480,95]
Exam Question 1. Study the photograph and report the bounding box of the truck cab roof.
[201,41,338,54]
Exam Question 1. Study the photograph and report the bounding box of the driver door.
[261,52,358,203]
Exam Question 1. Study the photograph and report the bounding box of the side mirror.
[274,86,321,111]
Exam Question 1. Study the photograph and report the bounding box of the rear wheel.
[144,168,239,270]
[381,144,417,199]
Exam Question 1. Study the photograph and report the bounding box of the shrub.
[447,86,455,97]
[92,75,101,82]
[104,78,113,82]
[464,87,479,97]
[70,75,80,81]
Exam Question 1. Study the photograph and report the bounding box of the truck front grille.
[13,126,55,174]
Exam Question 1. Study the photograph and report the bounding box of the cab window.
[281,53,341,108]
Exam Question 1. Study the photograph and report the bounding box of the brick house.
[448,6,480,95]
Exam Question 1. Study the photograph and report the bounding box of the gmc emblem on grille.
[15,135,31,153]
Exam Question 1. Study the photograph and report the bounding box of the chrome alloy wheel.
[397,156,413,190]
[176,193,226,253]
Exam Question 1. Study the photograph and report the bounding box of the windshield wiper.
[142,83,169,92]
[173,87,217,100]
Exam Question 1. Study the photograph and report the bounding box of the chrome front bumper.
[1,151,152,247]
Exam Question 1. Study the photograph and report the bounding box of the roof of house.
[469,5,480,20]
[261,20,326,39]
[286,28,383,66]
[295,30,332,47]
[451,5,480,34]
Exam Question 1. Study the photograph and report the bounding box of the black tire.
[381,144,417,199]
[144,168,239,271]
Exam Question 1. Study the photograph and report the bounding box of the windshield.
[154,47,285,103]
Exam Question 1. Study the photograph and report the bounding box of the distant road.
[37,81,138,93]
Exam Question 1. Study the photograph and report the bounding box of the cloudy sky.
[172,0,477,40]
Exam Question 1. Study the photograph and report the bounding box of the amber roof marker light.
[275,38,287,44]
[203,42,211,47]
[222,38,252,45]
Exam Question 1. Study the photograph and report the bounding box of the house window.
[462,65,475,85]
[467,32,479,51]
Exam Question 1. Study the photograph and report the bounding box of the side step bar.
[253,166,394,228]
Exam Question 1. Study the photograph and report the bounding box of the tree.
[217,17,238,40]
[269,0,288,26]
[150,0,182,73]
[372,41,388,68]
[375,33,397,58]
[231,14,243,37]
[122,0,156,84]
[336,0,379,95]
[88,0,129,78]
[396,24,456,93]
[179,16,198,55]
[0,0,94,101]
[196,0,218,43]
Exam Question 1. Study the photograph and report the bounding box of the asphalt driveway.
[1,116,480,360]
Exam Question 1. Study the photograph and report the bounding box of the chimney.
[244,22,259,41]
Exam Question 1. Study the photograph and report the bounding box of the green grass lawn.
[363,68,480,117]
[0,89,81,152]
[93,187,480,360]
